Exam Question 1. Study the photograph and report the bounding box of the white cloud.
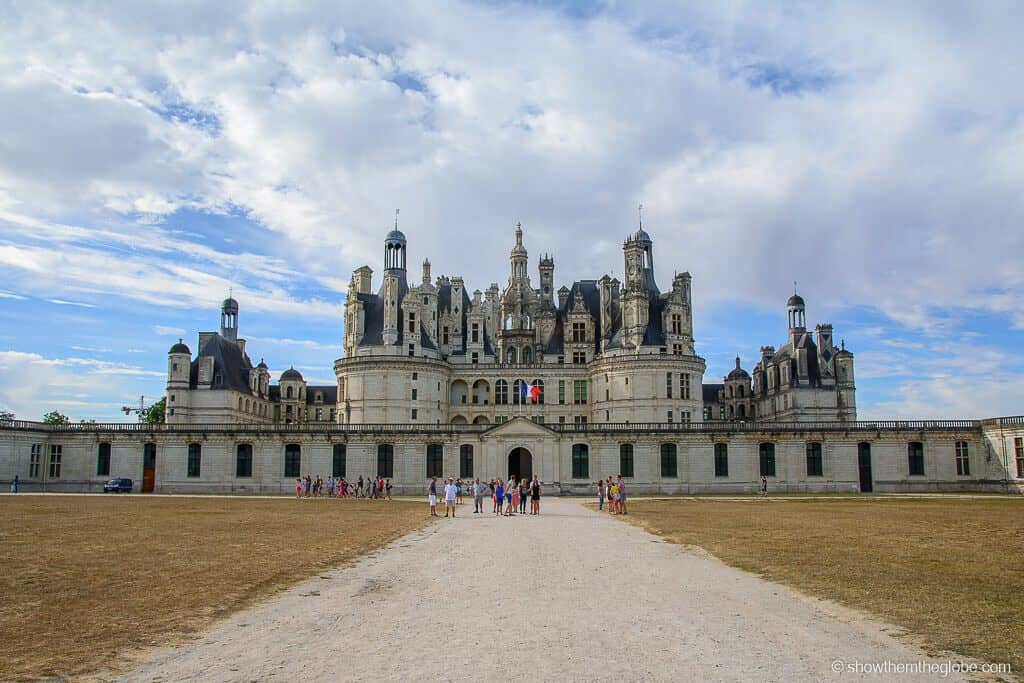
[153,325,186,336]
[46,298,96,308]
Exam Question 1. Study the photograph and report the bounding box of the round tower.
[787,292,806,330]
[221,296,239,340]
[166,339,192,423]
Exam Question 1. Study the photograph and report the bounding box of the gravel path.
[122,498,968,682]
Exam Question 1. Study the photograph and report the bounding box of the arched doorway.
[508,447,533,481]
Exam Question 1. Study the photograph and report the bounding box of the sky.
[0,0,1022,422]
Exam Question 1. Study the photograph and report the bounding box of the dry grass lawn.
[620,497,1024,675]
[0,495,429,681]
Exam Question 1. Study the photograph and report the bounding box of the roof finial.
[228,286,233,299]
[793,280,798,295]
[394,208,400,230]
[841,339,846,351]
[638,203,643,230]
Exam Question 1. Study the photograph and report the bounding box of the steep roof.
[190,334,254,393]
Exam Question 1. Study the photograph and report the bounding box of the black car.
[103,478,133,493]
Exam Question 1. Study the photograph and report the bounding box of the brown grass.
[0,495,429,681]
[619,497,1024,674]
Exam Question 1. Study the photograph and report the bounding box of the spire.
[394,208,400,231]
[638,203,643,230]
[735,355,741,370]
[515,221,523,246]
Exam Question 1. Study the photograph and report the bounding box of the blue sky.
[1,1,1022,422]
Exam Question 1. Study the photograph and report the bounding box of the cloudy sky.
[0,1,1022,422]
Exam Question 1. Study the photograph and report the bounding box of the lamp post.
[122,395,149,422]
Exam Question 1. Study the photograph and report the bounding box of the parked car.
[103,478,133,493]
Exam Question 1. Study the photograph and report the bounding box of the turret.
[220,296,238,341]
[166,339,191,423]
[787,291,806,331]
[538,254,554,307]
[509,223,528,280]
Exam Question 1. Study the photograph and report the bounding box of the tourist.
[428,476,438,516]
[455,478,464,505]
[444,477,457,517]
[761,475,767,497]
[606,476,615,513]
[617,474,627,515]
[357,476,364,498]
[295,478,302,499]
[519,478,528,514]
[506,475,516,513]
[609,479,619,515]
[596,479,605,511]
[10,475,18,493]
[508,479,520,516]
[531,475,541,515]
[327,476,335,497]
[386,478,393,500]
[489,479,497,513]
[473,477,486,513]
[495,478,504,515]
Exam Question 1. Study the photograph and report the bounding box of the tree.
[42,410,70,424]
[143,397,166,424]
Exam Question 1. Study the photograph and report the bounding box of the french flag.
[520,381,542,403]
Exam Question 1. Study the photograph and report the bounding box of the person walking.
[444,477,457,518]
[596,479,605,511]
[295,478,302,499]
[760,475,768,498]
[386,478,393,500]
[10,475,19,493]
[530,475,541,515]
[472,477,485,513]
[428,476,439,516]
[490,479,497,513]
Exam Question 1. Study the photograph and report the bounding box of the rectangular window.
[682,411,690,423]
[333,444,346,478]
[187,443,201,478]
[1016,437,1024,478]
[557,355,564,364]
[573,415,588,425]
[558,380,566,404]
[315,407,323,421]
[680,373,690,400]
[719,406,726,420]
[667,410,673,423]
[377,444,394,478]
[806,442,823,476]
[97,442,111,477]
[673,343,682,355]
[572,322,586,343]
[411,408,418,420]
[495,416,509,425]
[531,415,545,425]
[666,372,673,398]
[573,351,586,365]
[459,444,473,478]
[619,443,634,478]
[660,443,678,478]
[908,441,925,476]
[408,344,415,357]
[412,372,418,380]
[236,444,253,477]
[284,444,302,478]
[671,313,682,334]
[471,323,479,343]
[759,443,776,477]
[955,441,970,476]
[411,388,418,400]
[558,416,565,424]
[573,380,587,404]
[471,352,479,364]
[29,444,41,477]
[408,311,416,333]
[426,444,444,478]
[571,444,589,479]
[49,445,62,478]
[714,443,728,477]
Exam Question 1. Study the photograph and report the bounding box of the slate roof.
[190,334,254,393]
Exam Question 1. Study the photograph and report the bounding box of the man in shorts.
[444,477,457,518]
[617,474,627,515]
[472,477,486,513]
[428,476,438,516]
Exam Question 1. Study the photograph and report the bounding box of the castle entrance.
[507,447,533,481]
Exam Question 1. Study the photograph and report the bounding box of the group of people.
[295,474,392,499]
[427,475,542,517]
[595,475,628,515]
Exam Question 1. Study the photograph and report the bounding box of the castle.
[2,224,1021,496]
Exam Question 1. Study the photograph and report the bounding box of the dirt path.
[121,498,969,682]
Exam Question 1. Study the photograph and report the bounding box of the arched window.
[238,396,243,410]
[513,379,525,405]
[522,346,533,363]
[245,399,250,412]
[759,442,776,477]
[507,347,517,364]
[738,404,746,419]
[660,443,677,478]
[426,444,444,478]
[332,444,346,478]
[571,444,589,479]
[495,379,509,405]
[806,442,823,476]
[236,444,253,477]
[187,443,201,478]
[286,386,293,399]
[619,443,634,478]
[459,444,473,478]
[728,385,734,398]
[532,379,545,405]
[377,444,394,478]
[284,444,301,477]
